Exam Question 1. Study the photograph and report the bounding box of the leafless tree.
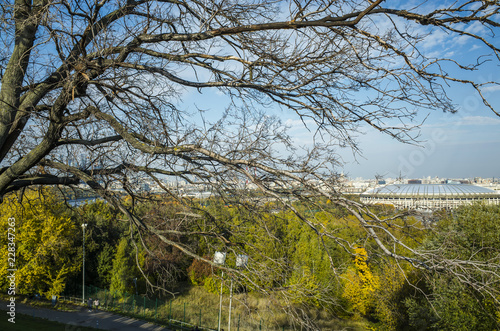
[1,0,499,327]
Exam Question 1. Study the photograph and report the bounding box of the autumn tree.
[0,191,78,297]
[1,0,500,327]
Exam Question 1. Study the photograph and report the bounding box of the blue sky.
[176,3,500,180]
[180,67,500,181]
[182,78,500,180]
[339,111,500,179]
[182,64,500,181]
[326,75,500,179]
[339,23,500,180]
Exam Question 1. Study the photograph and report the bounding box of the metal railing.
[60,285,289,331]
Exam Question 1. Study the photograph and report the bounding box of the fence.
[61,285,290,331]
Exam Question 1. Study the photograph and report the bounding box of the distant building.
[361,184,500,210]
[408,179,422,184]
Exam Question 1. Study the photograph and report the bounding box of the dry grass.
[164,286,368,331]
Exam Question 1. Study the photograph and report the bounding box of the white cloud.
[464,21,487,35]
[423,115,500,128]
[284,118,315,128]
[456,34,473,45]
[458,116,500,126]
[469,44,481,51]
[421,28,449,49]
[480,85,500,93]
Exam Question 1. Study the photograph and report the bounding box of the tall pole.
[82,223,87,304]
[218,271,224,331]
[233,254,248,331]
[228,278,233,331]
[214,251,226,331]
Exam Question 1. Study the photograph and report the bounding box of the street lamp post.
[81,223,88,304]
[228,279,233,331]
[213,252,226,331]
[228,254,248,331]
[213,252,248,331]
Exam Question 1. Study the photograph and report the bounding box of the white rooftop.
[362,184,498,196]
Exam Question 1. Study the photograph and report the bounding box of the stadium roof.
[362,184,499,197]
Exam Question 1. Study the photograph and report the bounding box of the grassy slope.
[166,285,368,330]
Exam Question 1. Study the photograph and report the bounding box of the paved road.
[0,300,172,330]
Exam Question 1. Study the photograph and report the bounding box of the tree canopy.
[0,191,77,297]
[1,0,499,325]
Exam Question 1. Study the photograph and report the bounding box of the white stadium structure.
[360,184,500,210]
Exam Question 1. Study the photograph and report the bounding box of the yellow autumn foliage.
[342,247,379,317]
[0,191,78,298]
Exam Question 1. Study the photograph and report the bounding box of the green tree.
[404,204,500,330]
[63,199,125,292]
[96,243,116,288]
[0,191,78,297]
[77,200,123,287]
[110,237,144,294]
[110,238,134,294]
